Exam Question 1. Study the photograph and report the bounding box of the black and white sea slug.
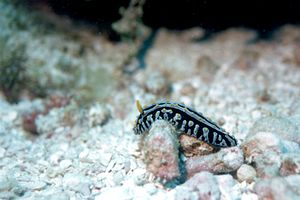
[133,100,237,148]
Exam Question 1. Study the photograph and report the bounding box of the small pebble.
[59,159,72,170]
[79,149,90,162]
[237,164,257,183]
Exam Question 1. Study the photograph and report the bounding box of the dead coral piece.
[22,111,40,134]
[254,175,300,200]
[179,134,216,157]
[175,172,220,200]
[280,154,300,176]
[186,147,243,178]
[141,120,180,183]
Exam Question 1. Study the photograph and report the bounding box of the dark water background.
[28,0,300,38]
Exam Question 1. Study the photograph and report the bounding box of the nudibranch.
[133,100,237,148]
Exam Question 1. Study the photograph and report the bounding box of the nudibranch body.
[133,100,237,148]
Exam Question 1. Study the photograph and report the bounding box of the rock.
[237,164,257,183]
[141,120,181,183]
[242,132,281,161]
[254,175,300,200]
[175,172,220,200]
[280,153,300,176]
[242,131,300,178]
[254,150,281,179]
[186,147,243,177]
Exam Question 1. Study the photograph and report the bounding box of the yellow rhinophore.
[136,100,143,113]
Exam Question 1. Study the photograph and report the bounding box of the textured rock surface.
[141,120,180,183]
